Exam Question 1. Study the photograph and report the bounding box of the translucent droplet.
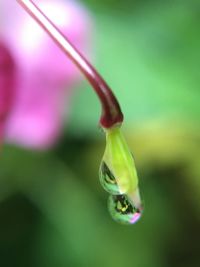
[108,194,142,225]
[99,161,120,195]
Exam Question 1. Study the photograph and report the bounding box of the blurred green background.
[0,0,200,266]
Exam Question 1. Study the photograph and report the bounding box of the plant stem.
[17,0,124,128]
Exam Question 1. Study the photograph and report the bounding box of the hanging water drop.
[99,161,120,195]
[108,194,142,225]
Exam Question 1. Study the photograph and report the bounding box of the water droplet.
[108,194,142,225]
[99,161,120,194]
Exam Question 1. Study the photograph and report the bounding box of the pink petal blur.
[0,43,15,141]
[1,0,92,148]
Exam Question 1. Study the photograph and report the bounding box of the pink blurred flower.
[0,0,92,148]
[0,43,15,142]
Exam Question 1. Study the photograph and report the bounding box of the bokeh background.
[0,0,200,266]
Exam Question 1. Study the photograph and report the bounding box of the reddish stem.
[17,0,124,128]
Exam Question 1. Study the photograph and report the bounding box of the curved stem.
[17,0,124,128]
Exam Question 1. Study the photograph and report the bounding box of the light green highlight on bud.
[102,126,138,195]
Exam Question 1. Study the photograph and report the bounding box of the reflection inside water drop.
[108,194,142,225]
[99,161,120,195]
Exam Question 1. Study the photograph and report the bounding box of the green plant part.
[100,126,143,224]
[108,194,142,225]
[17,0,143,224]
[101,126,138,194]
